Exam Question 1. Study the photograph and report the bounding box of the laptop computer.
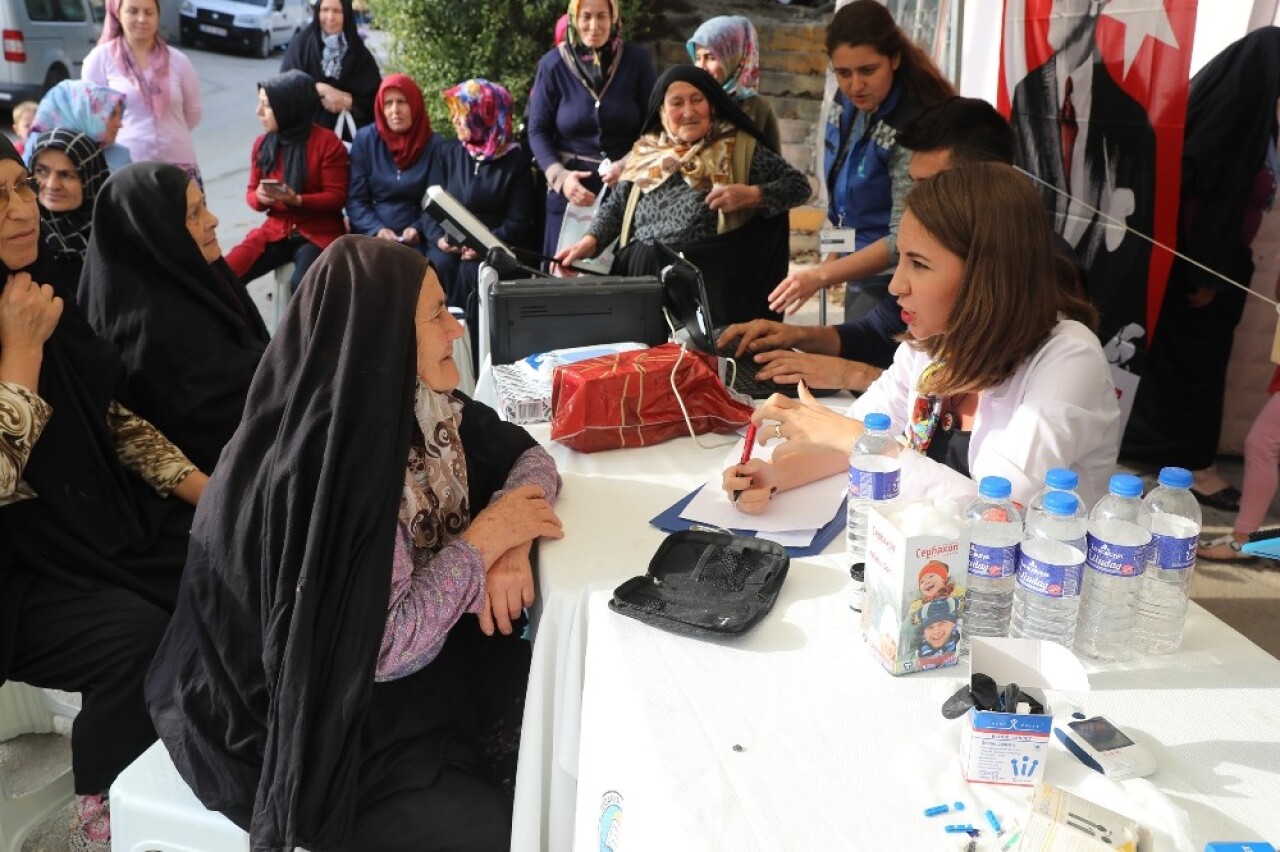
[655,244,834,400]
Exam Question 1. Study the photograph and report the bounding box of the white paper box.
[960,637,1090,786]
[861,504,969,675]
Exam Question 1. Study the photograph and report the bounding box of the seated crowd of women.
[0,1,1127,849]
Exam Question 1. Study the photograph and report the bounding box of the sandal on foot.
[1197,534,1255,564]
[1191,485,1242,512]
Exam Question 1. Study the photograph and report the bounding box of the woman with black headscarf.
[225,69,349,293]
[78,162,270,474]
[556,65,810,325]
[280,0,381,135]
[146,236,563,852]
[30,127,109,283]
[0,135,207,851]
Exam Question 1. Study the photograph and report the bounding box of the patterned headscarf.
[399,377,469,553]
[375,74,432,170]
[563,0,622,96]
[99,0,171,118]
[443,79,516,162]
[31,129,109,261]
[28,80,126,142]
[686,15,761,100]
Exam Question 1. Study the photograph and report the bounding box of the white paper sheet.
[678,437,846,534]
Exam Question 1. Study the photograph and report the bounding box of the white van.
[0,0,102,104]
[178,0,305,59]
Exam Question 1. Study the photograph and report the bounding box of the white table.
[511,427,758,852]
[509,427,1280,850]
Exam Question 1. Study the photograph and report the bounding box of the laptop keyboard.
[715,348,803,399]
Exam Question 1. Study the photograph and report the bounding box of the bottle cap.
[1158,466,1193,489]
[863,412,890,432]
[1109,473,1144,498]
[978,476,1012,499]
[1043,490,1079,516]
[1044,467,1078,490]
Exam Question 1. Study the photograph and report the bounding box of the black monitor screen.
[487,276,668,364]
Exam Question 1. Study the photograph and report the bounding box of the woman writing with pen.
[723,163,1120,512]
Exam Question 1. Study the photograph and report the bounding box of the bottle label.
[1149,532,1196,571]
[968,542,1018,579]
[849,465,900,501]
[1017,552,1083,598]
[1085,534,1149,577]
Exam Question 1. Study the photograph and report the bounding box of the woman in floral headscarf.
[687,15,780,150]
[527,0,655,259]
[426,79,534,366]
[347,74,446,255]
[23,80,131,173]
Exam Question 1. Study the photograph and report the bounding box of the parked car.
[179,0,304,59]
[0,0,102,105]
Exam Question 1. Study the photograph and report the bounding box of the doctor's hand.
[478,541,536,637]
[754,350,879,392]
[722,457,778,515]
[769,266,828,315]
[755,383,864,456]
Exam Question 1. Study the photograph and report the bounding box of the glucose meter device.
[1053,712,1156,779]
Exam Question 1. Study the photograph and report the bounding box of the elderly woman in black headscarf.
[0,135,207,850]
[280,0,381,134]
[225,69,349,293]
[77,163,270,474]
[146,237,564,852]
[555,65,810,325]
[30,128,109,282]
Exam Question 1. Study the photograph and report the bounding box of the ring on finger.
[773,423,783,441]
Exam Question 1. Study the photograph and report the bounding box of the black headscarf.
[0,137,192,626]
[77,162,270,473]
[640,64,775,152]
[31,128,109,262]
[146,237,425,850]
[279,0,381,129]
[256,70,319,192]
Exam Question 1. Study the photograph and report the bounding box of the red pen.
[732,423,759,506]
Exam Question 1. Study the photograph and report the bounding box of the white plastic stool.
[109,741,248,852]
[0,681,76,852]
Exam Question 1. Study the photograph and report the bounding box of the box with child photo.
[861,501,969,675]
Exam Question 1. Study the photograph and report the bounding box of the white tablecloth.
[507,423,1280,850]
[571,576,1280,850]
[512,428,755,852]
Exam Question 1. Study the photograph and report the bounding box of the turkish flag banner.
[998,0,1199,368]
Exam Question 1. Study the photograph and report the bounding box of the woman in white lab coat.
[723,162,1120,511]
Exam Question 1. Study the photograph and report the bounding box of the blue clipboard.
[649,485,846,558]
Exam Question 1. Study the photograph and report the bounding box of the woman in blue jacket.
[346,74,445,254]
[527,0,655,259]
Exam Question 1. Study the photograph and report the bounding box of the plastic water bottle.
[1024,467,1088,552]
[1075,474,1151,661]
[1134,467,1202,654]
[1010,491,1086,647]
[846,412,901,563]
[963,476,1023,642]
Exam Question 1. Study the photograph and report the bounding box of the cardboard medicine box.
[960,637,1090,786]
[861,502,969,676]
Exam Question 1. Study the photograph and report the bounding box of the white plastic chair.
[0,681,77,852]
[109,740,249,852]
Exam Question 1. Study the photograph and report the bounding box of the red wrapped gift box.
[550,343,754,453]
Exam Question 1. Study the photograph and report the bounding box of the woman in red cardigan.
[226,70,348,293]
